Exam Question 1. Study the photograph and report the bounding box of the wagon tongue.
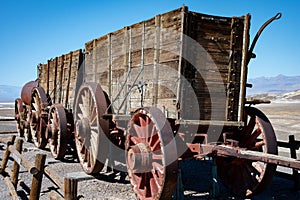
[215,145,300,170]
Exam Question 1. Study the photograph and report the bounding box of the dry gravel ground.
[0,102,300,200]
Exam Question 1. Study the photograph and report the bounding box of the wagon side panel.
[66,49,83,109]
[37,49,82,109]
[180,12,249,122]
[84,8,183,116]
[38,63,48,95]
[85,36,110,97]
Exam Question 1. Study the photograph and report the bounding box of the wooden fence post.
[289,135,300,190]
[0,135,16,173]
[64,177,78,200]
[29,154,46,200]
[11,139,23,188]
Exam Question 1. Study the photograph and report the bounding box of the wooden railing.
[275,135,300,189]
[0,134,78,200]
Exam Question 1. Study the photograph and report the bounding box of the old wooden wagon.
[15,6,300,199]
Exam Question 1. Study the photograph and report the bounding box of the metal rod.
[247,12,282,65]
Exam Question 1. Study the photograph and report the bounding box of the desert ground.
[0,101,300,199]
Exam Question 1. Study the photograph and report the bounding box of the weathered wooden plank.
[4,176,19,200]
[44,166,64,189]
[64,178,78,200]
[215,145,300,170]
[37,49,82,107]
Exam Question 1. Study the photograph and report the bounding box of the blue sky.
[0,0,299,86]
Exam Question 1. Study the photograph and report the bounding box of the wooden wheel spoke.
[130,136,142,145]
[90,130,98,155]
[133,123,145,138]
[135,174,142,190]
[148,124,156,143]
[145,116,152,140]
[90,112,97,126]
[251,141,265,150]
[147,122,155,142]
[245,115,256,136]
[88,91,93,115]
[149,131,158,147]
[139,115,148,127]
[152,162,164,176]
[245,128,262,148]
[150,178,160,197]
[150,137,161,152]
[150,164,164,188]
[51,114,59,130]
[137,173,145,192]
[79,103,87,118]
[251,161,265,175]
[77,113,83,120]
[32,102,39,111]
[88,149,94,167]
[81,90,87,105]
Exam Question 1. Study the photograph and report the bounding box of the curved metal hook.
[274,12,282,20]
[247,12,282,65]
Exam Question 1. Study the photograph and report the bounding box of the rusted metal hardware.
[247,12,282,65]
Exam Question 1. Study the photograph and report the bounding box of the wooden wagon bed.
[82,7,249,125]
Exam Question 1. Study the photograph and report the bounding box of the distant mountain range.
[0,74,299,102]
[0,85,21,102]
[247,74,300,95]
[248,90,300,102]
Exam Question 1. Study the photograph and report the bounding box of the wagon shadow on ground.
[180,159,231,199]
[91,171,129,184]
[180,159,300,200]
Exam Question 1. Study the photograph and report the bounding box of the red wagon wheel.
[126,107,178,200]
[217,106,278,197]
[74,82,109,174]
[47,104,68,159]
[15,98,24,137]
[30,87,48,148]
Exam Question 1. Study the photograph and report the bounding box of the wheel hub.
[127,143,152,172]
